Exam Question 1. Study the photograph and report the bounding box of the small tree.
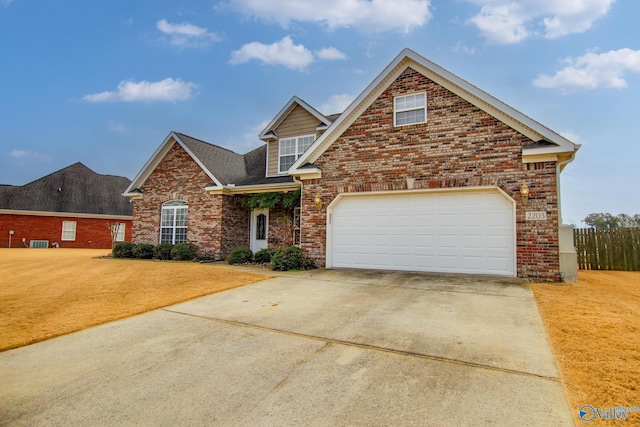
[107,222,122,248]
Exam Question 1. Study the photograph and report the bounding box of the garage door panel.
[330,190,515,276]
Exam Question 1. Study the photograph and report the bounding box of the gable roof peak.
[259,96,332,141]
[290,48,579,174]
[126,131,271,195]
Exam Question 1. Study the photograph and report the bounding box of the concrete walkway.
[0,269,574,426]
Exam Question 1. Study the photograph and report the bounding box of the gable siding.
[301,67,560,281]
[132,142,228,257]
[267,105,323,176]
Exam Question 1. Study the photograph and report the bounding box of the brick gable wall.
[131,142,292,260]
[132,142,227,258]
[301,67,560,281]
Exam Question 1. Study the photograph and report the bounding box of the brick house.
[125,49,579,281]
[0,162,133,248]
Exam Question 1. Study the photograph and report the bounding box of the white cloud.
[466,0,615,44]
[316,47,347,61]
[321,94,355,114]
[469,3,529,44]
[230,38,349,71]
[9,149,30,158]
[1,0,14,6]
[157,19,221,47]
[533,48,640,91]
[230,36,315,70]
[82,78,197,103]
[223,0,431,33]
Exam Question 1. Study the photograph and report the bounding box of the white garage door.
[329,189,515,276]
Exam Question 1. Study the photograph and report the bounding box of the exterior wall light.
[314,194,323,210]
[520,182,529,205]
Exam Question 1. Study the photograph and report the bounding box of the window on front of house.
[394,92,426,126]
[160,201,188,244]
[61,221,76,241]
[279,134,315,173]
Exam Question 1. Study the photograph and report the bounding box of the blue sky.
[1,0,638,225]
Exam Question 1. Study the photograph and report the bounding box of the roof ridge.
[174,131,241,156]
[20,162,95,187]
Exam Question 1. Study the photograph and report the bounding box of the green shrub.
[112,242,134,258]
[170,242,199,261]
[271,246,315,271]
[228,246,253,265]
[132,243,154,259]
[153,243,174,260]
[253,248,276,264]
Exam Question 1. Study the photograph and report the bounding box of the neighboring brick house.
[0,162,133,249]
[125,49,579,281]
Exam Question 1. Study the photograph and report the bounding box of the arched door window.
[160,200,188,244]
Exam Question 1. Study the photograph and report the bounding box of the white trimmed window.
[394,92,426,126]
[279,134,315,173]
[61,221,77,241]
[160,201,188,244]
[112,223,126,242]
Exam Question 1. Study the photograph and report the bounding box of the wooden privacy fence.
[574,228,640,271]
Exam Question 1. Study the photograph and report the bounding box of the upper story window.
[394,92,426,127]
[160,200,188,244]
[279,134,315,173]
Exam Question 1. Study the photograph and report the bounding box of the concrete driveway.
[0,269,574,426]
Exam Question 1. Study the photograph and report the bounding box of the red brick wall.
[132,142,257,260]
[301,67,560,281]
[221,194,249,258]
[133,143,222,257]
[268,206,295,248]
[0,213,132,249]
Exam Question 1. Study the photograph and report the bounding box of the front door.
[250,209,268,252]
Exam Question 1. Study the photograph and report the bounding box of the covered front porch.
[207,183,301,258]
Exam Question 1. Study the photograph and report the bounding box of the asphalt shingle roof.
[175,132,249,185]
[174,133,295,187]
[0,162,133,216]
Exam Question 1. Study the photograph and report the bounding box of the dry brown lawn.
[0,248,271,351]
[2,249,638,422]
[532,271,640,423]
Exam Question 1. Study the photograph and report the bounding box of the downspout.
[556,149,579,283]
[556,150,578,224]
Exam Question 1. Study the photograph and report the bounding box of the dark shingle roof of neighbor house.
[174,132,294,187]
[0,162,133,216]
